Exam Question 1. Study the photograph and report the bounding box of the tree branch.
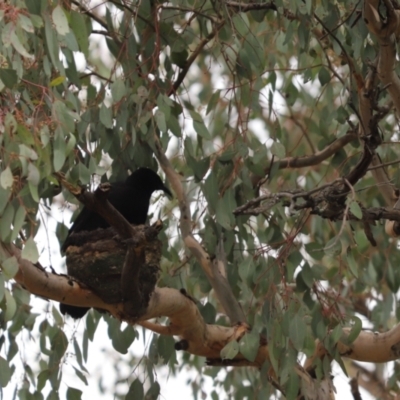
[347,362,394,400]
[250,132,358,187]
[349,378,363,400]
[358,66,396,207]
[168,20,225,96]
[7,241,400,399]
[224,0,295,20]
[153,136,246,325]
[6,240,249,360]
[277,132,358,169]
[6,243,112,311]
[364,1,400,114]
[55,174,137,242]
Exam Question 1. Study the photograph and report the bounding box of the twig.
[368,158,400,170]
[349,377,363,400]
[168,20,225,96]
[252,132,358,187]
[322,179,353,252]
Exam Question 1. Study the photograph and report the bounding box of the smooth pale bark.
[5,241,400,366]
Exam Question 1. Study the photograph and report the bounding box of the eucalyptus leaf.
[0,167,13,189]
[10,31,33,59]
[0,69,17,88]
[220,340,239,360]
[155,110,167,133]
[21,237,39,263]
[4,289,17,321]
[52,5,70,36]
[239,332,259,362]
[349,201,363,219]
[126,379,144,400]
[1,256,19,280]
[70,11,89,56]
[271,141,286,158]
[66,387,82,400]
[346,317,362,344]
[0,356,11,387]
[111,79,126,103]
[289,314,306,351]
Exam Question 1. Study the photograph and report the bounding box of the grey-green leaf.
[0,356,11,387]
[350,201,363,219]
[21,237,39,263]
[2,256,19,280]
[239,332,259,362]
[52,5,70,36]
[220,340,239,360]
[1,167,13,189]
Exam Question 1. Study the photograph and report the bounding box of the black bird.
[60,167,172,319]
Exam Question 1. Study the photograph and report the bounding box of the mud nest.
[65,223,162,316]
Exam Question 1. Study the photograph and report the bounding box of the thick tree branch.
[307,324,400,367]
[5,240,248,360]
[11,238,400,364]
[363,1,400,234]
[7,241,400,400]
[358,66,396,207]
[364,0,400,114]
[6,243,112,311]
[153,136,246,325]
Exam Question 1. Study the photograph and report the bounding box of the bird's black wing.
[106,182,148,225]
[68,206,109,233]
[61,181,134,252]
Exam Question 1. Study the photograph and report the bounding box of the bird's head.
[126,168,172,197]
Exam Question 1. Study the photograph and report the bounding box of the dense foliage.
[1,0,400,399]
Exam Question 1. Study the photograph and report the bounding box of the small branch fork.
[234,185,400,223]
